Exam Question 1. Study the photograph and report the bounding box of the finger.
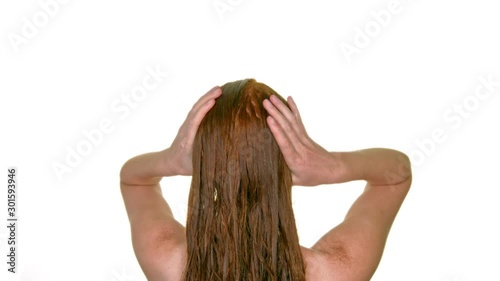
[268,95,307,140]
[189,86,222,116]
[184,98,217,146]
[179,86,220,133]
[264,96,304,143]
[198,86,222,106]
[180,86,221,147]
[263,98,290,132]
[263,98,302,151]
[266,115,299,161]
[287,96,307,134]
[269,95,296,123]
[191,86,221,125]
[287,96,301,120]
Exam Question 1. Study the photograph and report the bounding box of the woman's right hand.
[263,95,342,186]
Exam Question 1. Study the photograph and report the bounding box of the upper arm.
[120,182,186,279]
[312,177,412,280]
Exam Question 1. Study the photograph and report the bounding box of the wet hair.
[184,79,306,280]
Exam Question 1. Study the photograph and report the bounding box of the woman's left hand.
[164,86,222,176]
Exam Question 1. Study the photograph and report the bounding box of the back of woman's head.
[185,79,306,281]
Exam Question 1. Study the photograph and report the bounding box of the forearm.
[120,148,177,186]
[331,148,411,186]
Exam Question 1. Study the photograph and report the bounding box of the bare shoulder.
[301,246,354,281]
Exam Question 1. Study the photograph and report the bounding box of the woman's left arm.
[119,86,221,279]
[120,149,187,280]
[120,148,177,186]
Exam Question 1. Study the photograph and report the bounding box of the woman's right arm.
[263,95,412,280]
[332,148,411,185]
[315,149,412,280]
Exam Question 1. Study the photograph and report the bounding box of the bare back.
[140,244,350,281]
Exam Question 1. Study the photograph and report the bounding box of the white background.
[1,0,499,280]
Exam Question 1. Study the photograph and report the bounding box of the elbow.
[399,152,412,179]
[396,151,412,186]
[119,159,133,185]
[383,150,412,187]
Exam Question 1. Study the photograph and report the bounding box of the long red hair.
[184,79,306,280]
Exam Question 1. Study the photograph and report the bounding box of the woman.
[120,79,412,280]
